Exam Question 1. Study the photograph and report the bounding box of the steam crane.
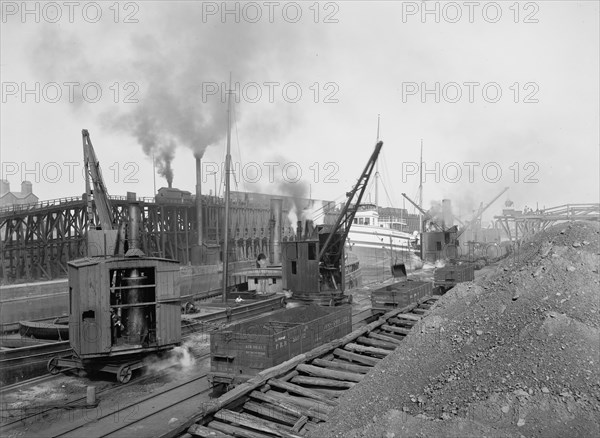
[401,192,444,231]
[281,141,383,305]
[47,130,181,384]
[319,141,383,286]
[82,129,124,256]
[456,187,509,239]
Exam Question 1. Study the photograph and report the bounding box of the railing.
[0,196,84,214]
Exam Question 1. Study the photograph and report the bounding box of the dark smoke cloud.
[26,4,327,187]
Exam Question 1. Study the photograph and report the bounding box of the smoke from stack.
[26,6,325,188]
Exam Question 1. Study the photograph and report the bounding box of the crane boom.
[318,141,383,268]
[457,187,509,239]
[82,129,114,230]
[401,192,443,231]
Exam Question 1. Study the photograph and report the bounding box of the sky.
[1,1,599,223]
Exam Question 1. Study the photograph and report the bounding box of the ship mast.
[418,139,423,233]
[222,75,233,303]
[374,114,380,209]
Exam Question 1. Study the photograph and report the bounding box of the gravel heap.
[311,221,600,438]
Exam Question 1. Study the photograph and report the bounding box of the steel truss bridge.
[1,195,333,282]
[494,203,600,242]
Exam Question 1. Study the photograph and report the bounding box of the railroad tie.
[344,342,391,357]
[333,347,380,366]
[356,336,397,350]
[367,332,404,346]
[381,324,412,336]
[215,409,303,438]
[311,358,372,374]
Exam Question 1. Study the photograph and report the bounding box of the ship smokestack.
[269,198,282,265]
[442,199,453,229]
[195,153,203,246]
[304,220,314,239]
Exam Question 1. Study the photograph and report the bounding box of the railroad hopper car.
[371,280,433,314]
[208,304,352,389]
[47,256,181,383]
[434,263,475,291]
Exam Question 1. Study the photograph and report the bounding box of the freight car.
[371,280,433,314]
[208,304,352,390]
[434,263,475,292]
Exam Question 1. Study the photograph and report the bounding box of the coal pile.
[312,221,600,438]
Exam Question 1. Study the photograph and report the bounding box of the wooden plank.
[188,424,234,437]
[321,353,335,361]
[412,308,427,315]
[207,420,272,438]
[344,343,390,357]
[279,370,299,382]
[215,409,303,438]
[308,387,345,399]
[249,391,314,420]
[268,378,338,406]
[243,401,298,426]
[375,330,405,341]
[381,324,411,336]
[388,317,416,326]
[265,390,332,418]
[333,348,379,366]
[297,364,364,382]
[292,416,308,433]
[290,375,355,389]
[312,358,371,374]
[367,332,403,345]
[356,336,397,350]
[395,313,422,321]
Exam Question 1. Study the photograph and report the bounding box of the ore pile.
[312,221,600,438]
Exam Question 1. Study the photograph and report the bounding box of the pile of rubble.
[312,221,600,438]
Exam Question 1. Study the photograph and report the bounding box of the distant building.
[0,180,39,208]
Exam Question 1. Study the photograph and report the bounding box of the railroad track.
[170,296,439,438]
[51,372,214,438]
[2,298,402,437]
[0,344,212,430]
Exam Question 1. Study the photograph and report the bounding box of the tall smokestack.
[195,153,203,246]
[297,220,303,241]
[269,198,282,265]
[442,199,453,229]
[167,179,172,188]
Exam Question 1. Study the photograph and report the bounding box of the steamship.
[346,204,420,272]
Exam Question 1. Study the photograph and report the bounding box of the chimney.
[442,199,453,228]
[269,198,282,265]
[21,181,32,195]
[168,180,172,189]
[297,220,303,241]
[195,153,203,246]
[0,180,9,196]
